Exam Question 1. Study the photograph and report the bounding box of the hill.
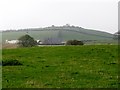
[2,25,115,44]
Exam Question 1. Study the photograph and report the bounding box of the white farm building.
[5,40,19,44]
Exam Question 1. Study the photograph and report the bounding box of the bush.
[66,40,84,45]
[113,31,120,40]
[2,59,22,66]
[18,34,37,47]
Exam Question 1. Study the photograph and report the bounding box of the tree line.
[18,34,84,47]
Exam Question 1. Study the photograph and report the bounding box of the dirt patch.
[2,44,19,49]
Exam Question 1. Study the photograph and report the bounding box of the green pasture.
[2,45,119,88]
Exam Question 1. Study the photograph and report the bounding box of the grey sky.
[0,0,119,34]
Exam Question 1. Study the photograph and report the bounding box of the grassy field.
[2,45,118,88]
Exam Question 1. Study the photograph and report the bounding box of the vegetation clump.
[66,40,84,45]
[2,59,22,66]
[18,34,37,47]
[113,31,120,40]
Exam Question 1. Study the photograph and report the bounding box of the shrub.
[18,34,37,47]
[66,40,84,45]
[2,59,22,66]
[113,31,120,40]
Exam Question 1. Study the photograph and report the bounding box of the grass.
[2,45,119,88]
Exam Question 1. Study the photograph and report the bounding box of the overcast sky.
[0,0,119,34]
